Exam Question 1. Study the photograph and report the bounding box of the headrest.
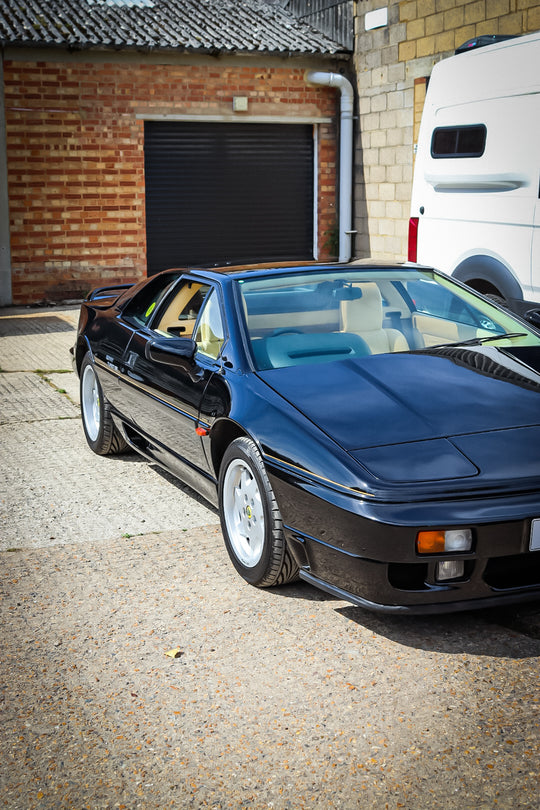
[340,283,383,332]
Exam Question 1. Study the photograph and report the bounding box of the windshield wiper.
[423,332,528,350]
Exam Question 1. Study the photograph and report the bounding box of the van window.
[431,125,486,158]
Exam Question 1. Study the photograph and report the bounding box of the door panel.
[120,331,213,474]
[93,320,137,413]
[115,280,226,476]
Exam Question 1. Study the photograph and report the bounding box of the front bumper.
[270,468,540,614]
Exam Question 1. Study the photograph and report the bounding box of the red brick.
[7,58,337,304]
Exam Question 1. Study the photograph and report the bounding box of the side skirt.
[114,415,219,508]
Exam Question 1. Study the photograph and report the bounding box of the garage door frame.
[139,113,331,272]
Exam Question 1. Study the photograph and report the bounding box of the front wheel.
[80,353,128,455]
[218,437,298,587]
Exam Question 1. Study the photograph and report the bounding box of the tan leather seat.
[194,292,224,359]
[340,283,409,354]
[196,320,223,358]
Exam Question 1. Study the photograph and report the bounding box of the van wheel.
[466,280,508,309]
[484,292,508,308]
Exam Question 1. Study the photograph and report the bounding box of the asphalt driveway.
[0,304,539,809]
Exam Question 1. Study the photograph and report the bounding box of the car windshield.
[238,267,540,370]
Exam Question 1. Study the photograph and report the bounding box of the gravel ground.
[0,304,539,809]
[2,532,540,810]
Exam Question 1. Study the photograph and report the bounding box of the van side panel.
[532,202,540,302]
[410,32,540,312]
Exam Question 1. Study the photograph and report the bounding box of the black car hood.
[258,345,540,484]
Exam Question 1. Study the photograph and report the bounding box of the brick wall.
[354,0,540,263]
[4,55,338,304]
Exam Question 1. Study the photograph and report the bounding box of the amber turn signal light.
[416,530,446,554]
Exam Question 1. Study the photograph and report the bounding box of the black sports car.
[72,262,540,613]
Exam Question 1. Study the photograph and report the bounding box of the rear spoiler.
[87,283,134,303]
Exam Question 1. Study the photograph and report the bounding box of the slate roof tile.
[0,0,348,54]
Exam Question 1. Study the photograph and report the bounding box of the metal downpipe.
[307,70,354,263]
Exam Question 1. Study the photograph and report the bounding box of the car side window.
[152,280,210,337]
[194,289,225,359]
[122,272,183,328]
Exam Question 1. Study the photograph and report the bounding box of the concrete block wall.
[354,0,540,262]
[4,54,338,304]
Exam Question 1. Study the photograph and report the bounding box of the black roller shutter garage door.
[144,121,314,275]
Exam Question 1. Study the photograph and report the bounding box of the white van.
[409,31,540,315]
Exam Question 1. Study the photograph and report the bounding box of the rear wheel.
[80,353,128,455]
[219,437,298,587]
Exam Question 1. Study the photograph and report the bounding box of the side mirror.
[145,337,197,368]
[524,309,540,329]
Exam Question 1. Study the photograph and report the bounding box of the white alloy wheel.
[222,457,265,567]
[79,352,128,455]
[218,436,299,587]
[81,363,101,442]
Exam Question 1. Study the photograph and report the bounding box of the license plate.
[530,519,540,551]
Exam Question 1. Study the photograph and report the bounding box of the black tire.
[484,292,508,308]
[218,437,299,587]
[79,353,128,455]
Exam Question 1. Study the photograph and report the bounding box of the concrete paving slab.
[0,303,217,552]
[0,307,78,371]
[47,370,80,405]
[0,371,79,424]
[0,419,217,550]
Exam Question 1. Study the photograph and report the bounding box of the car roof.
[164,260,422,284]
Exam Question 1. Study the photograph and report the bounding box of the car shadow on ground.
[336,603,540,657]
[0,315,75,336]
[268,580,540,656]
[102,452,220,513]
[150,463,220,514]
[270,580,338,603]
